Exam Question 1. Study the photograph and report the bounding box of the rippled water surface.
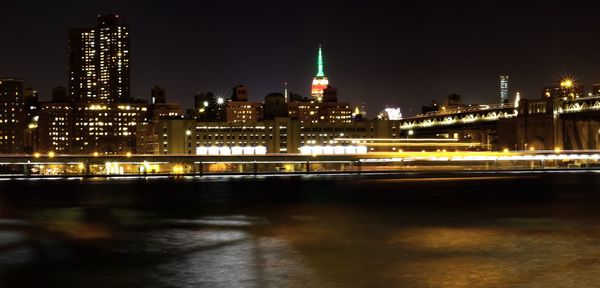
[2,172,600,287]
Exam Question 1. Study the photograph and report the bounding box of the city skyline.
[2,0,600,116]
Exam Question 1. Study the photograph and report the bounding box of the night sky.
[2,0,600,116]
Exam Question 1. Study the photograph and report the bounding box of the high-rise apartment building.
[65,14,144,154]
[68,14,130,103]
[0,79,25,154]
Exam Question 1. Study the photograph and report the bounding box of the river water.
[1,171,600,287]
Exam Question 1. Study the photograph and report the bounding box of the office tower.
[500,76,508,105]
[0,79,25,153]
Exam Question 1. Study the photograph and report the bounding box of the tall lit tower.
[0,79,25,154]
[500,75,508,105]
[311,45,329,102]
[69,14,130,103]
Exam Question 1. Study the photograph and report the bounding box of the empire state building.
[311,45,329,102]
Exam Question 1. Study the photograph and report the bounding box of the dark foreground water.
[1,171,600,287]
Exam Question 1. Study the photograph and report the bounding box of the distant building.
[593,83,600,96]
[422,100,439,114]
[542,79,583,99]
[23,87,39,122]
[52,86,70,102]
[311,45,329,102]
[38,102,74,154]
[320,102,353,124]
[263,93,288,120]
[322,85,337,102]
[232,85,248,102]
[287,101,320,124]
[226,85,262,123]
[287,101,352,124]
[72,102,147,154]
[63,14,143,154]
[0,79,25,154]
[149,86,181,120]
[445,93,463,107]
[226,102,262,123]
[500,76,509,105]
[378,108,403,120]
[69,14,130,103]
[193,92,227,121]
[138,117,403,155]
[22,87,41,152]
[151,86,166,104]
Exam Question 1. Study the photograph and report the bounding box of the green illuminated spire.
[316,45,325,77]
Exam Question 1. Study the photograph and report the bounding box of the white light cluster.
[299,145,368,155]
[196,146,267,155]
[384,108,403,120]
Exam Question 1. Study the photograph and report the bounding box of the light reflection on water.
[1,173,600,287]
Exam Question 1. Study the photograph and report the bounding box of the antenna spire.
[316,44,325,77]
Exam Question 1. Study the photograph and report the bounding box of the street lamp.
[184,129,192,154]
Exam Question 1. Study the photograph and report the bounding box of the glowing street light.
[34,152,41,158]
[48,151,55,158]
[126,152,132,158]
[217,97,225,105]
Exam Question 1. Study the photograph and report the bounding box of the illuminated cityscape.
[4,2,600,287]
[1,13,600,171]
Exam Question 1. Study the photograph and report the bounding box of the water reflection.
[1,173,600,287]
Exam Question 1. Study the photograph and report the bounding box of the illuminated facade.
[73,103,147,154]
[69,14,130,103]
[149,86,181,121]
[311,45,329,102]
[63,15,144,154]
[288,101,352,124]
[288,102,320,124]
[225,85,263,123]
[140,118,394,155]
[38,103,74,153]
[500,75,508,105]
[378,108,403,120]
[0,79,25,154]
[542,79,583,99]
[152,118,297,155]
[226,102,263,123]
